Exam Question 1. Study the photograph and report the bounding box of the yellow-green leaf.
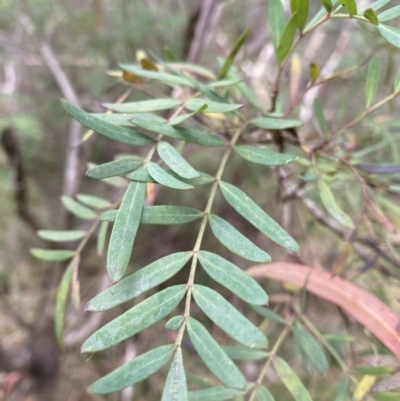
[341,0,357,15]
[290,0,309,31]
[364,8,379,25]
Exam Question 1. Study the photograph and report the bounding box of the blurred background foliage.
[1,0,400,400]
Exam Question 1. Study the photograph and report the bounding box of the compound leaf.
[187,317,247,390]
[60,99,153,146]
[193,285,268,348]
[86,252,192,311]
[82,285,187,352]
[198,251,268,305]
[161,348,188,401]
[219,182,299,252]
[87,157,143,179]
[209,214,271,262]
[37,230,86,242]
[234,145,297,166]
[89,345,174,394]
[157,141,200,179]
[107,181,145,282]
[148,162,194,190]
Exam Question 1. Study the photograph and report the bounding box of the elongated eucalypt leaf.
[61,196,97,220]
[221,346,268,361]
[198,251,268,305]
[317,179,354,229]
[102,98,181,113]
[76,194,111,209]
[60,99,153,147]
[193,285,268,348]
[250,117,303,130]
[187,317,247,389]
[276,11,298,64]
[293,326,328,373]
[378,24,400,48]
[89,344,175,394]
[130,117,226,147]
[364,8,379,25]
[365,56,381,108]
[273,356,313,401]
[166,315,184,331]
[82,285,186,352]
[86,252,192,311]
[185,98,243,113]
[209,214,271,262]
[218,28,250,80]
[291,0,309,31]
[219,182,299,253]
[234,145,297,166]
[341,0,357,15]
[157,141,200,179]
[268,0,286,51]
[318,0,332,13]
[161,347,188,401]
[313,99,329,138]
[148,162,194,190]
[378,5,400,22]
[37,230,86,242]
[188,387,244,401]
[31,249,75,262]
[55,262,73,349]
[256,386,275,401]
[87,157,143,179]
[107,181,145,282]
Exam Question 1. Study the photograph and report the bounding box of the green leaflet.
[219,182,299,253]
[187,317,247,390]
[31,249,75,262]
[126,166,157,183]
[353,367,394,375]
[334,377,349,401]
[37,230,86,242]
[166,315,184,331]
[130,117,226,147]
[102,98,181,113]
[209,214,271,262]
[234,145,298,166]
[148,162,194,190]
[221,346,268,361]
[341,0,357,15]
[290,0,309,31]
[256,386,275,401]
[364,8,379,25]
[60,99,153,146]
[87,157,143,179]
[378,25,400,48]
[193,285,268,348]
[120,64,193,87]
[61,196,97,220]
[89,345,175,394]
[318,0,332,13]
[250,117,302,130]
[198,251,268,305]
[76,194,111,209]
[313,99,329,138]
[293,327,328,373]
[55,262,73,349]
[378,5,400,22]
[251,305,286,324]
[82,285,186,352]
[273,356,313,401]
[107,181,145,282]
[365,56,381,108]
[185,98,243,113]
[169,104,208,125]
[188,387,244,401]
[268,0,286,51]
[97,221,108,256]
[90,113,166,126]
[86,252,192,311]
[276,12,298,64]
[372,393,400,401]
[161,348,188,401]
[359,0,390,13]
[317,180,354,228]
[218,28,250,80]
[157,141,200,179]
[168,171,214,186]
